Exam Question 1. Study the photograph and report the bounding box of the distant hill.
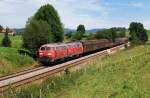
[64,28,103,33]
[14,28,103,34]
[86,29,103,33]
[64,28,76,33]
[14,28,24,33]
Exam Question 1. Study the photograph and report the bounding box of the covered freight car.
[115,37,129,45]
[81,39,112,53]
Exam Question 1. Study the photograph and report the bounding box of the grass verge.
[2,44,150,98]
[0,47,37,76]
[0,34,37,76]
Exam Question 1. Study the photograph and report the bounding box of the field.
[4,41,150,97]
[0,34,22,48]
[0,34,37,76]
[1,31,150,98]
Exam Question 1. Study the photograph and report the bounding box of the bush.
[2,32,11,47]
[71,32,82,41]
[129,22,148,44]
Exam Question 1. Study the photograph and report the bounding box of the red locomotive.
[38,37,128,64]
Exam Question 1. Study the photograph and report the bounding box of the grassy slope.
[51,31,150,98]
[8,45,149,98]
[0,34,37,76]
[52,46,150,98]
[7,39,150,98]
[3,31,150,97]
[0,34,22,48]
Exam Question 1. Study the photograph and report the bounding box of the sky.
[0,0,150,29]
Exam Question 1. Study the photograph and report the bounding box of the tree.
[110,28,117,42]
[129,22,148,44]
[86,33,95,40]
[2,27,11,47]
[0,25,3,32]
[33,4,64,42]
[94,29,111,40]
[23,20,52,54]
[94,28,117,41]
[115,27,126,37]
[71,32,82,41]
[65,32,73,39]
[77,24,85,36]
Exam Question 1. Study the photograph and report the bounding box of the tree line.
[66,23,148,44]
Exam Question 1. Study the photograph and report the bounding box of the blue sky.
[0,0,150,29]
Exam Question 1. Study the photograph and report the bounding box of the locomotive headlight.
[39,53,43,55]
[47,53,52,56]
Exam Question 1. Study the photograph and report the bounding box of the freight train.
[38,37,128,65]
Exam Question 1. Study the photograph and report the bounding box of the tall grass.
[1,31,150,98]
[2,44,150,98]
[0,34,37,76]
[0,47,37,76]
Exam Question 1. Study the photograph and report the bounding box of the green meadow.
[3,32,150,98]
[0,34,37,76]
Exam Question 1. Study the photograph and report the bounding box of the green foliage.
[71,32,82,41]
[0,47,36,76]
[4,44,150,98]
[112,27,126,37]
[34,4,64,42]
[94,29,111,40]
[94,27,126,41]
[77,24,86,36]
[86,33,95,40]
[129,22,148,44]
[0,25,3,32]
[2,32,11,47]
[0,34,22,48]
[0,34,36,76]
[65,32,73,39]
[110,28,117,42]
[23,20,52,54]
[71,24,86,41]
[94,29,116,41]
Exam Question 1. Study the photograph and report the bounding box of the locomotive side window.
[46,47,51,50]
[40,47,45,50]
[63,46,66,49]
[56,47,59,50]
[51,47,55,50]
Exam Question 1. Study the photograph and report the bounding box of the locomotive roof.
[80,39,109,43]
[41,43,66,47]
[81,39,108,41]
[41,42,81,47]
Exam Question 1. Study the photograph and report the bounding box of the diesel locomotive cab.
[38,45,55,64]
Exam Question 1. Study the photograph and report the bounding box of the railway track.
[0,43,129,93]
[0,66,46,81]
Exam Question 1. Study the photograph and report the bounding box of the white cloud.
[38,0,110,29]
[0,0,111,29]
[104,2,144,8]
[129,3,144,8]
[0,0,149,29]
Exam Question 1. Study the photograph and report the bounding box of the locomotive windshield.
[40,46,51,51]
[40,47,45,50]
